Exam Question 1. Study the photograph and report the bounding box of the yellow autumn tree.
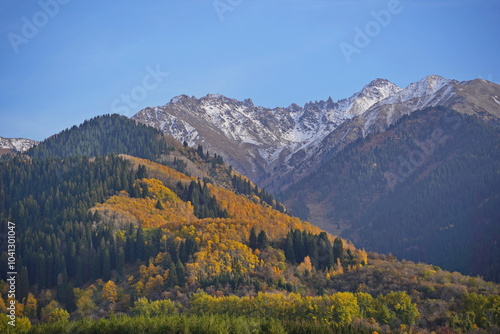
[6,298,24,317]
[0,296,6,313]
[297,256,313,275]
[74,286,96,317]
[187,240,259,281]
[325,292,360,326]
[102,280,118,312]
[24,293,37,319]
[47,308,70,323]
[41,300,61,322]
[144,275,165,300]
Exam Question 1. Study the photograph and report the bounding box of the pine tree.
[257,230,270,250]
[197,145,205,159]
[176,261,186,286]
[179,241,188,264]
[155,200,164,210]
[333,238,344,265]
[136,164,148,179]
[102,248,111,281]
[284,236,296,263]
[249,227,258,251]
[136,228,146,262]
[116,246,125,278]
[166,260,178,287]
[18,266,30,301]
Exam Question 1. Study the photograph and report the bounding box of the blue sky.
[1,0,499,141]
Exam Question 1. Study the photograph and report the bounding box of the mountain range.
[132,75,500,191]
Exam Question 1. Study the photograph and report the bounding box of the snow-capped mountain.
[132,75,500,190]
[0,136,38,153]
[133,78,399,184]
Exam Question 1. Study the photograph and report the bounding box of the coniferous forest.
[282,107,500,282]
[0,114,499,333]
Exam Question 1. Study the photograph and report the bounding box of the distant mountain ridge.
[132,75,500,191]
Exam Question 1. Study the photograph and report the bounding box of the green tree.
[132,297,179,317]
[18,266,29,301]
[333,238,344,265]
[47,308,70,323]
[378,291,419,326]
[257,230,269,249]
[463,293,500,328]
[136,164,148,179]
[24,293,38,319]
[249,227,258,251]
[284,236,295,263]
[155,200,164,210]
[327,292,360,326]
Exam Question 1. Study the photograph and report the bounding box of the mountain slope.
[281,107,500,281]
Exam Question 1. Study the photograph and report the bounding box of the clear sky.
[1,0,499,141]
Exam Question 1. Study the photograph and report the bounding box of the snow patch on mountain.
[380,75,453,105]
[0,137,39,152]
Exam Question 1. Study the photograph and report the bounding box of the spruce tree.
[257,230,270,249]
[249,227,258,250]
[284,236,296,263]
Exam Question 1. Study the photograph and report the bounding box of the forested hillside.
[281,107,500,281]
[27,114,171,160]
[0,114,499,333]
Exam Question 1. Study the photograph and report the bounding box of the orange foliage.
[187,239,260,281]
[93,179,196,228]
[121,154,194,186]
[93,156,353,282]
[113,156,323,242]
[207,184,323,240]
